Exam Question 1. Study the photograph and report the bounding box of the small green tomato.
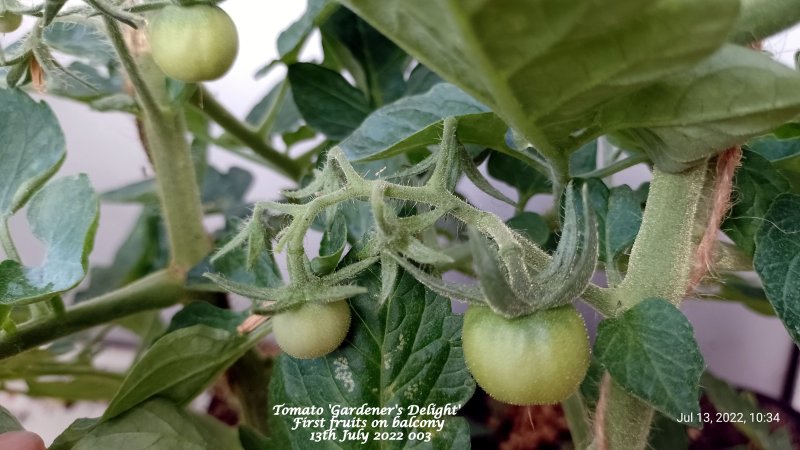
[147,4,238,82]
[462,304,590,405]
[272,300,352,359]
[0,11,22,33]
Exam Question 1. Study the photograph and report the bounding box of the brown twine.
[687,146,742,292]
[593,374,612,450]
[237,314,268,335]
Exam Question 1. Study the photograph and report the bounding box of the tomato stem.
[0,269,186,360]
[104,17,212,269]
[190,86,304,181]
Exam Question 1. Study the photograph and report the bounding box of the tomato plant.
[148,4,238,82]
[462,305,590,405]
[1,0,800,449]
[272,300,351,359]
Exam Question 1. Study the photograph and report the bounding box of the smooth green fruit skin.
[0,12,22,33]
[273,300,352,359]
[462,304,590,405]
[148,4,238,82]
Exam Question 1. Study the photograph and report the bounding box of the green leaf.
[188,218,282,292]
[75,399,243,450]
[594,298,704,424]
[166,302,246,334]
[103,324,269,420]
[311,213,347,275]
[604,45,800,171]
[405,64,443,96]
[709,273,774,316]
[505,212,549,247]
[723,150,790,257]
[44,19,116,66]
[321,8,409,106]
[584,179,643,284]
[200,166,253,214]
[277,0,337,62]
[487,151,551,203]
[268,271,474,449]
[288,63,371,140]
[0,88,66,217]
[25,374,122,401]
[245,85,302,135]
[339,0,738,156]
[0,175,99,305]
[569,141,598,177]
[340,83,489,162]
[754,194,800,345]
[50,418,101,450]
[702,372,794,450]
[0,405,23,433]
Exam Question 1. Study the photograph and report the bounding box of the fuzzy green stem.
[574,154,649,180]
[731,0,800,44]
[0,219,20,262]
[615,164,709,309]
[256,79,290,137]
[563,393,592,450]
[105,17,211,268]
[0,269,185,360]
[591,376,654,450]
[191,87,303,181]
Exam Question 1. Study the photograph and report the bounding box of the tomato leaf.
[0,405,23,433]
[321,8,409,106]
[0,88,66,217]
[0,175,99,305]
[722,150,790,257]
[747,132,800,192]
[505,212,550,247]
[405,64,443,96]
[245,84,302,135]
[165,302,246,334]
[277,0,338,63]
[594,298,704,425]
[268,270,474,448]
[288,63,371,140]
[754,194,800,345]
[74,399,242,450]
[583,179,643,285]
[340,83,491,162]
[604,45,800,172]
[103,324,269,420]
[339,0,738,157]
[487,151,551,203]
[311,213,348,275]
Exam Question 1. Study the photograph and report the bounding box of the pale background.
[2,1,800,444]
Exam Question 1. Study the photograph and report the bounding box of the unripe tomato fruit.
[0,11,22,33]
[272,300,352,359]
[147,4,238,82]
[462,304,590,405]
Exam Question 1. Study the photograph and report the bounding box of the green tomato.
[147,4,238,82]
[462,304,590,405]
[0,11,22,33]
[273,300,352,359]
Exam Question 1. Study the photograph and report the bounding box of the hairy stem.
[0,219,20,262]
[563,393,592,450]
[191,87,303,181]
[615,164,709,309]
[0,269,186,360]
[105,18,211,268]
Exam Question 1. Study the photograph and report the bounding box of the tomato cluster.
[462,304,590,405]
[147,4,238,82]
